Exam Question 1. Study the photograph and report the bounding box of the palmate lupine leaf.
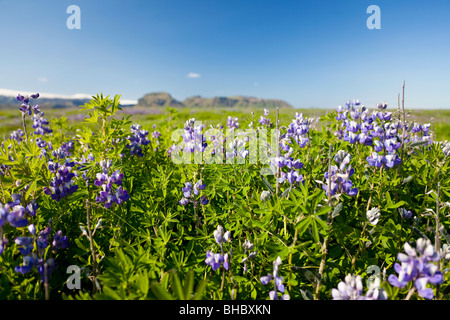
[295,216,313,238]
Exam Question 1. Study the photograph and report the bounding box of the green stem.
[435,182,441,300]
[86,199,99,293]
[21,113,29,141]
[314,145,333,300]
[288,228,299,291]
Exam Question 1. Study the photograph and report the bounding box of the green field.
[1,105,449,142]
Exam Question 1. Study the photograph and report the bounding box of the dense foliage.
[0,92,449,300]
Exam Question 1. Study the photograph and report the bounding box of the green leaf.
[280,187,291,198]
[150,281,175,300]
[332,202,343,218]
[260,175,274,193]
[313,215,328,230]
[25,180,37,200]
[136,271,149,296]
[193,278,207,300]
[183,270,195,300]
[170,270,185,300]
[310,219,320,243]
[295,216,312,237]
[313,204,330,216]
[387,200,406,210]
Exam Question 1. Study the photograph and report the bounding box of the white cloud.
[187,72,201,79]
[37,77,48,83]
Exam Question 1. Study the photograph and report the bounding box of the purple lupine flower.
[182,182,193,197]
[0,164,10,177]
[223,253,230,270]
[14,219,66,283]
[278,169,303,185]
[384,153,402,168]
[179,198,189,206]
[32,111,52,135]
[226,116,239,130]
[193,180,206,195]
[384,138,401,152]
[411,123,422,133]
[17,93,40,116]
[151,130,161,140]
[259,109,271,127]
[373,139,384,152]
[36,225,52,255]
[205,251,226,271]
[214,225,231,246]
[388,238,443,299]
[323,151,358,197]
[366,152,385,168]
[260,256,289,300]
[346,121,360,133]
[28,224,36,236]
[37,257,56,282]
[331,274,365,300]
[332,272,388,300]
[15,237,34,256]
[10,129,25,143]
[285,112,313,149]
[260,274,273,285]
[0,203,9,255]
[179,179,209,207]
[272,156,287,168]
[7,204,28,228]
[94,160,129,208]
[345,131,359,144]
[43,159,78,202]
[206,225,232,272]
[399,207,412,219]
[35,137,48,149]
[358,132,373,146]
[241,239,257,274]
[168,118,208,157]
[115,186,130,205]
[0,237,8,255]
[52,230,70,250]
[126,123,151,157]
[376,102,387,110]
[15,253,39,274]
[26,200,38,217]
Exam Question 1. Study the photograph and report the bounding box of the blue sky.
[0,0,449,109]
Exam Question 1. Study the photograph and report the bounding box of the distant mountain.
[0,89,293,110]
[137,92,184,108]
[136,92,293,109]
